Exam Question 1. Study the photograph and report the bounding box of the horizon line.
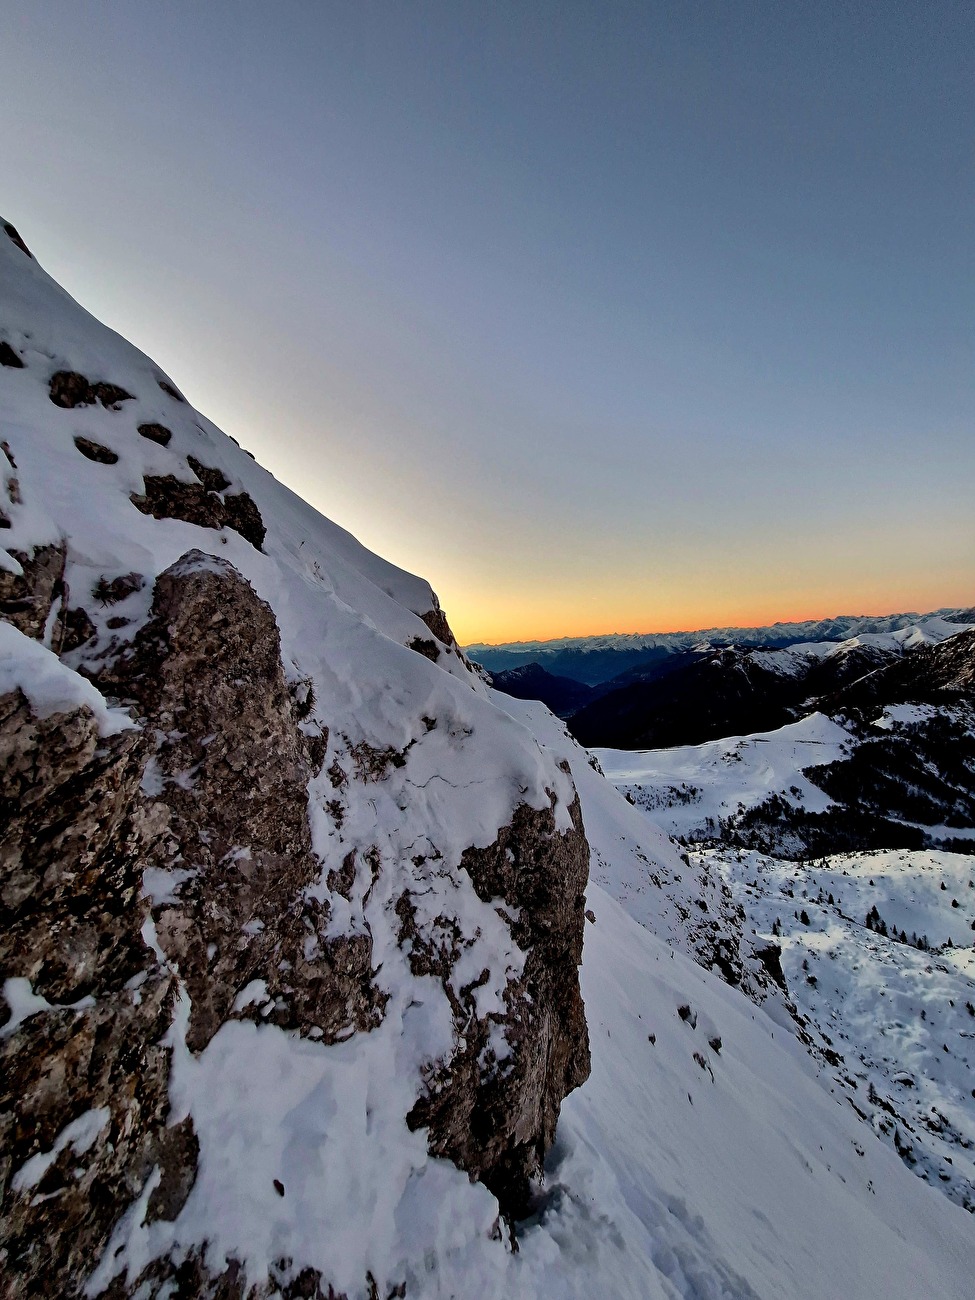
[462,602,974,651]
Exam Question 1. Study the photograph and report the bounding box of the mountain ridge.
[468,608,974,657]
[469,611,973,688]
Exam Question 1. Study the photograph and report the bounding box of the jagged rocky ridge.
[0,220,590,1296]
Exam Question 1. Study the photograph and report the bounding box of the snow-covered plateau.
[1,218,973,1299]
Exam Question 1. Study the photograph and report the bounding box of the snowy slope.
[597,677,975,859]
[91,879,975,1300]
[595,706,975,1215]
[597,712,854,842]
[704,847,975,1212]
[3,219,975,1298]
[547,886,975,1300]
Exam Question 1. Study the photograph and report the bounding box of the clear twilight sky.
[0,2,971,644]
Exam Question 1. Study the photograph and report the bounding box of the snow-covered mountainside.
[708,847,975,1213]
[3,219,975,1299]
[593,623,975,859]
[598,703,975,1213]
[0,218,590,1294]
[599,711,854,844]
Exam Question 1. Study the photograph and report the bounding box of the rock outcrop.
[0,543,66,639]
[406,794,590,1214]
[98,549,383,1054]
[0,219,591,1297]
[130,475,266,550]
[0,687,175,1295]
[49,369,135,410]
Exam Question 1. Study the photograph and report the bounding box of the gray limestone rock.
[98,549,384,1053]
[0,542,66,639]
[405,792,591,1217]
[0,689,176,1298]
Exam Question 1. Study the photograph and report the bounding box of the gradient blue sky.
[1,1,971,642]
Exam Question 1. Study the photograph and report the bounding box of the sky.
[0,1,971,645]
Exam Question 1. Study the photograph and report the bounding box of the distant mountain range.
[491,615,975,860]
[566,616,970,749]
[487,613,974,735]
[468,608,975,685]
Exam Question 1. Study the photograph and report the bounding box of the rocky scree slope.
[0,220,590,1297]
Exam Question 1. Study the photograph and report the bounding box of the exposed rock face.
[0,542,66,638]
[75,435,120,464]
[157,378,185,401]
[130,475,266,550]
[60,603,97,653]
[187,456,231,492]
[0,689,176,1297]
[99,550,380,1053]
[49,370,134,410]
[137,422,173,446]
[3,221,32,258]
[405,791,591,1215]
[419,596,457,649]
[92,571,145,606]
[221,489,266,548]
[407,634,440,662]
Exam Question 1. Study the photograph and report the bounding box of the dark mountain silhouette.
[561,623,975,754]
[478,643,675,686]
[563,640,910,750]
[567,647,801,749]
[487,662,596,717]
